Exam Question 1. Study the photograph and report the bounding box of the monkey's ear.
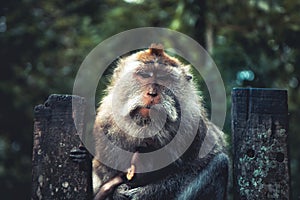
[185,75,192,81]
[182,65,192,81]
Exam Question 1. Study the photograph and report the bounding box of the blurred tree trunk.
[194,0,207,49]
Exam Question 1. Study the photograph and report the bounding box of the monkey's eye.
[136,71,153,78]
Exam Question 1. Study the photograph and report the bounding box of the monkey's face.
[110,61,183,149]
[107,52,195,146]
[131,63,181,121]
[112,59,184,128]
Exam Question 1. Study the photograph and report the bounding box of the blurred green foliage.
[1,0,299,199]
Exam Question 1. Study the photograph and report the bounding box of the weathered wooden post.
[32,94,92,200]
[232,88,290,199]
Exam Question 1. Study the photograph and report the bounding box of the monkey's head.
[98,44,204,151]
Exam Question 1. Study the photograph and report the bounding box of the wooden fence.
[32,95,92,199]
[232,88,290,199]
[31,88,291,199]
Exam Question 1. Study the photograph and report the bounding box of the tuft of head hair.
[149,43,164,56]
[136,43,180,67]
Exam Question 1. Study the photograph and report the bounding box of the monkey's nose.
[147,91,158,97]
[147,87,158,97]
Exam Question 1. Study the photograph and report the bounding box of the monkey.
[90,44,228,200]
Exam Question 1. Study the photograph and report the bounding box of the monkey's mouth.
[129,106,152,126]
[129,102,178,127]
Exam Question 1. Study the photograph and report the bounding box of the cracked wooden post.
[32,94,92,200]
[232,88,290,199]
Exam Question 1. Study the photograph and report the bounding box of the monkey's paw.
[69,145,90,163]
[114,184,142,200]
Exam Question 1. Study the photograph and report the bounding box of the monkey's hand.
[69,145,90,163]
[113,184,142,200]
[94,175,125,200]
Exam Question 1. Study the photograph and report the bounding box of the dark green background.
[1,0,300,199]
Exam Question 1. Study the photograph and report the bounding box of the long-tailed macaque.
[92,44,228,200]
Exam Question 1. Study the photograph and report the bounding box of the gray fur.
[92,47,229,200]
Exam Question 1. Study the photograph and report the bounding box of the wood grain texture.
[232,88,290,200]
[32,94,92,200]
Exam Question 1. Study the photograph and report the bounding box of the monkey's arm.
[176,153,229,200]
[114,153,229,200]
[94,175,125,200]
